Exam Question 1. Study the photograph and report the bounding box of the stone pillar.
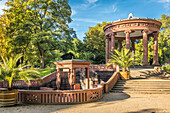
[73,68,76,84]
[111,33,116,52]
[86,67,90,89]
[118,40,123,52]
[124,30,131,50]
[69,68,74,90]
[131,39,136,56]
[109,38,111,57]
[56,68,61,90]
[142,30,149,65]
[105,36,109,64]
[153,33,159,65]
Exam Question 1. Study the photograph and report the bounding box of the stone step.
[113,85,170,89]
[111,79,170,94]
[110,90,170,94]
[117,80,170,82]
[116,81,170,85]
[115,84,170,87]
[113,87,170,90]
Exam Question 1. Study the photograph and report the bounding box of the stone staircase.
[111,79,170,94]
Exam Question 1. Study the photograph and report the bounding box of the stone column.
[105,35,109,64]
[131,39,136,56]
[118,40,123,52]
[142,30,149,65]
[111,33,116,52]
[69,68,74,90]
[124,30,131,50]
[153,33,159,65]
[86,67,90,89]
[73,68,76,84]
[109,37,111,57]
[56,68,61,90]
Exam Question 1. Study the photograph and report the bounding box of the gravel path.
[1,93,170,113]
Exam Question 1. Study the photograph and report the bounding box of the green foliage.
[84,22,111,64]
[1,0,75,68]
[0,54,40,88]
[31,68,56,77]
[162,63,170,74]
[107,48,136,71]
[158,14,170,63]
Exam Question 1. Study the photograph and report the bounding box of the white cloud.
[71,9,77,16]
[87,0,98,3]
[73,18,101,23]
[0,1,7,15]
[112,4,117,13]
[156,0,170,10]
[72,0,99,10]
[101,3,118,14]
[157,0,170,3]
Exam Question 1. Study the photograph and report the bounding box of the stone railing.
[41,71,57,84]
[18,85,103,104]
[103,72,120,93]
[0,71,57,88]
[90,64,116,71]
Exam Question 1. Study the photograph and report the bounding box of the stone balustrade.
[90,64,115,71]
[103,72,120,93]
[18,85,103,104]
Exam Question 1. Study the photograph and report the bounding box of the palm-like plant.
[107,48,136,71]
[0,54,40,89]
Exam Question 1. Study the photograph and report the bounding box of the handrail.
[90,64,115,71]
[104,72,120,93]
[0,71,58,88]
[41,71,57,84]
[18,85,103,104]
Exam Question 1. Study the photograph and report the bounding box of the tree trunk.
[40,50,45,69]
[37,42,45,69]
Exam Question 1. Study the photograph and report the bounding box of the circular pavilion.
[103,13,162,66]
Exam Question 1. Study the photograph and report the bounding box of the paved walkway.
[1,92,170,113]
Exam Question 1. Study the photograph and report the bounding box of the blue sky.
[0,0,170,40]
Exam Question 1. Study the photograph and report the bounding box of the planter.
[0,89,18,106]
[120,71,130,80]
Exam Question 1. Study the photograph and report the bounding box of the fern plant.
[107,48,136,71]
[0,54,40,89]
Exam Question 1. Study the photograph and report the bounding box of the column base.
[142,63,149,66]
[152,63,160,66]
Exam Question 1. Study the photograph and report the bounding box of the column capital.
[131,38,136,42]
[105,35,110,39]
[118,39,123,42]
[111,32,117,36]
[153,32,159,37]
[141,29,149,33]
[124,29,132,34]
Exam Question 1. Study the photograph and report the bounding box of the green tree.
[0,15,13,58]
[67,38,84,59]
[4,0,74,68]
[158,14,170,63]
[84,22,111,64]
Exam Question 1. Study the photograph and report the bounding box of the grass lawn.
[31,68,56,77]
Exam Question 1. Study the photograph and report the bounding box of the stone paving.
[1,92,170,113]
